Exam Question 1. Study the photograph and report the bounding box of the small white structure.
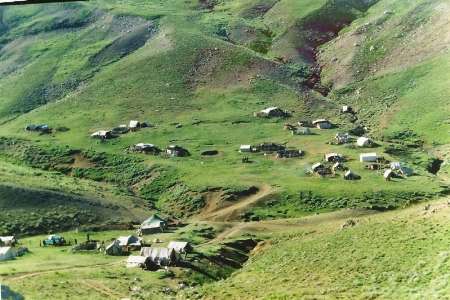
[239,145,252,153]
[255,107,289,118]
[117,236,141,248]
[0,236,17,247]
[312,119,332,129]
[356,137,372,147]
[311,162,324,173]
[134,143,160,153]
[390,162,401,170]
[168,241,191,254]
[332,162,345,172]
[166,145,189,157]
[91,130,112,139]
[105,240,122,256]
[360,153,378,163]
[344,170,359,180]
[135,143,156,149]
[129,120,140,129]
[0,247,16,261]
[126,255,148,268]
[139,215,167,235]
[390,162,413,177]
[384,169,394,180]
[341,105,353,113]
[140,247,178,266]
[325,153,343,162]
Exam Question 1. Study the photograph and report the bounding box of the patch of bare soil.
[210,238,260,269]
[202,208,376,245]
[5,262,120,282]
[90,19,158,67]
[185,47,225,88]
[187,48,288,91]
[197,185,275,222]
[318,32,363,89]
[377,2,450,77]
[71,153,96,169]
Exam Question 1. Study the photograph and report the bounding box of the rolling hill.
[0,0,449,298]
[0,0,448,225]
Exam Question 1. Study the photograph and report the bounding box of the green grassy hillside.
[0,0,449,298]
[195,198,450,299]
[0,0,447,226]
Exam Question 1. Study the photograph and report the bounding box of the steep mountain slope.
[0,0,449,298]
[320,0,450,144]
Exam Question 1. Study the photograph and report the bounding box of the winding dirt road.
[197,185,275,222]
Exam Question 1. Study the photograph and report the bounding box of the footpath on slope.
[3,261,122,282]
[195,185,275,222]
[200,194,450,246]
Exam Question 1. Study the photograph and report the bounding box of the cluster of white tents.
[91,120,148,139]
[126,241,192,270]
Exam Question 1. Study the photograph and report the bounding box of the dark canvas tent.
[105,240,123,256]
[117,235,142,250]
[138,215,168,235]
[0,247,16,261]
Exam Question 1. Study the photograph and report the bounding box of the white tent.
[0,236,16,246]
[0,247,16,261]
[360,153,378,163]
[140,247,177,266]
[117,236,141,247]
[384,169,394,180]
[91,130,111,138]
[129,120,140,128]
[168,241,191,253]
[390,162,413,177]
[105,240,122,256]
[390,162,402,170]
[126,255,147,268]
[344,170,359,180]
[325,153,343,162]
[239,145,252,153]
[356,137,372,147]
[311,162,324,172]
[261,107,279,115]
[312,119,332,129]
[341,105,352,113]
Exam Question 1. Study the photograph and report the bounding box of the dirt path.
[201,208,377,245]
[201,196,450,246]
[197,185,275,222]
[4,261,121,282]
